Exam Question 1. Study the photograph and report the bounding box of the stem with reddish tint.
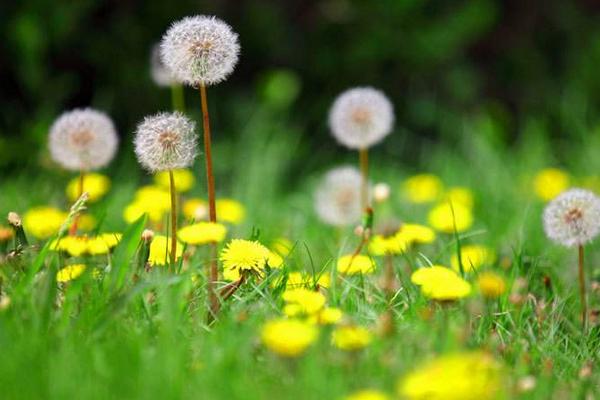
[359,147,369,210]
[578,245,587,331]
[199,83,219,318]
[169,170,178,269]
[69,170,85,236]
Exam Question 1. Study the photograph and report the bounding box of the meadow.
[1,9,600,400]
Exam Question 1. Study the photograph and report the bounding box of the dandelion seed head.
[150,44,177,87]
[314,166,364,226]
[134,112,197,172]
[49,108,118,171]
[543,188,600,247]
[328,87,394,150]
[160,15,240,86]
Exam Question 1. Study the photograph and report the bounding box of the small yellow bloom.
[124,200,168,224]
[148,235,183,266]
[332,325,372,351]
[397,223,436,245]
[398,351,504,400]
[77,214,97,231]
[310,307,343,325]
[277,271,330,289]
[451,245,495,273]
[427,202,473,233]
[216,199,246,224]
[411,266,471,301]
[0,226,14,242]
[178,222,227,245]
[282,288,326,316]
[477,272,506,299]
[261,318,318,357]
[50,234,121,257]
[183,198,208,221]
[268,250,284,268]
[402,174,443,204]
[533,168,570,201]
[220,239,270,277]
[66,173,110,202]
[369,233,407,256]
[23,206,67,239]
[271,237,293,257]
[345,389,390,400]
[56,264,86,283]
[337,254,375,275]
[135,185,171,208]
[443,186,474,208]
[154,169,195,193]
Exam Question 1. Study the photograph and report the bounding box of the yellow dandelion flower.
[309,307,343,325]
[398,351,504,400]
[66,173,110,202]
[345,389,390,400]
[332,325,372,351]
[261,318,318,357]
[216,198,246,224]
[23,206,67,239]
[427,202,473,233]
[477,272,506,299]
[533,168,570,201]
[337,254,376,275]
[183,198,208,221]
[268,250,284,268]
[397,223,436,245]
[411,266,471,301]
[282,288,326,316]
[77,214,97,231]
[50,234,121,257]
[277,271,330,289]
[178,222,227,245]
[56,264,86,283]
[124,201,167,224]
[451,245,495,273]
[154,169,195,193]
[135,185,172,208]
[220,239,270,277]
[443,186,474,209]
[402,174,443,204]
[369,234,406,256]
[271,237,293,256]
[148,235,183,266]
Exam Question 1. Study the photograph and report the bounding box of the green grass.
[1,101,599,399]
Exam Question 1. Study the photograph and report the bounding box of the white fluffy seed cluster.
[160,15,240,86]
[150,44,177,87]
[328,87,394,150]
[543,188,600,247]
[134,112,197,172]
[48,108,119,171]
[314,166,364,226]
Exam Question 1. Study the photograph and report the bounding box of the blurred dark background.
[2,0,600,172]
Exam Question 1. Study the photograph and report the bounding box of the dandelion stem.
[578,245,587,331]
[69,170,85,236]
[169,170,178,269]
[171,83,185,112]
[199,82,219,319]
[359,148,369,209]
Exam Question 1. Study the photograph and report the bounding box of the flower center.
[158,131,178,151]
[564,208,583,224]
[351,107,371,125]
[336,188,356,211]
[190,40,213,57]
[70,130,94,148]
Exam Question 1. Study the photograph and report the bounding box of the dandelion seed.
[49,108,118,171]
[134,112,197,173]
[315,166,363,226]
[160,15,240,86]
[543,188,600,248]
[328,87,394,150]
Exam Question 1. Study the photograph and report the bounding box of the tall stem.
[69,170,85,236]
[578,245,587,331]
[199,83,219,319]
[359,148,369,210]
[171,83,185,112]
[169,170,178,269]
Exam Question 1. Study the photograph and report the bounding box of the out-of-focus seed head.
[150,44,177,87]
[48,108,119,171]
[314,166,364,227]
[543,188,600,247]
[328,87,394,150]
[134,112,197,172]
[160,15,240,86]
[373,182,391,203]
[142,229,155,243]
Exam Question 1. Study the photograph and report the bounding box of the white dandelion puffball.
[134,112,197,172]
[150,44,177,87]
[328,87,394,150]
[49,108,119,171]
[543,188,600,247]
[314,166,364,226]
[160,15,240,86]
